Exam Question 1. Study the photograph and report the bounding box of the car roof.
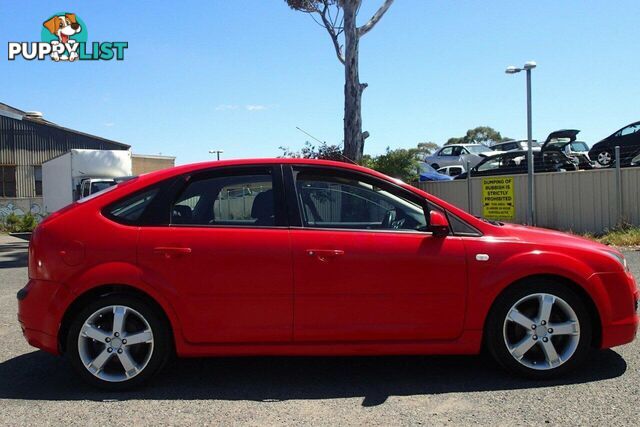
[134,157,403,188]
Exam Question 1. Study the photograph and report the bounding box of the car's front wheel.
[66,294,171,390]
[486,280,592,379]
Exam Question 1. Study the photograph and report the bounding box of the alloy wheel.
[597,151,612,165]
[502,293,580,370]
[77,305,155,382]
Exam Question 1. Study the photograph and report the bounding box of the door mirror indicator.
[428,210,450,237]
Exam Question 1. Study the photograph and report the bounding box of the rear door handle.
[153,246,192,258]
[306,249,344,262]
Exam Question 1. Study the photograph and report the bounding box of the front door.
[288,167,468,342]
[137,166,293,344]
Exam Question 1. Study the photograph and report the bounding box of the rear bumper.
[595,271,639,349]
[17,279,70,355]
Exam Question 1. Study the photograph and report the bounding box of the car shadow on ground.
[0,242,29,269]
[0,349,626,406]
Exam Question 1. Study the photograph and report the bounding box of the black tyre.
[485,279,592,379]
[431,163,440,169]
[66,293,171,390]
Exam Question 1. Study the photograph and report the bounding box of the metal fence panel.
[416,167,640,233]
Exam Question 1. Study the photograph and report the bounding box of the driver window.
[294,171,426,231]
[81,181,91,198]
[619,124,640,137]
[439,147,454,156]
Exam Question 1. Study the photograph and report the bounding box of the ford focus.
[17,159,638,389]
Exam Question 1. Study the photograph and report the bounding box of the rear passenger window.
[172,173,275,226]
[106,188,160,223]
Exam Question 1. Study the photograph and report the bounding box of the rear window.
[570,142,589,151]
[105,188,160,224]
[466,145,490,154]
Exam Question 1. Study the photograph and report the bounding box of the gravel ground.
[0,234,638,426]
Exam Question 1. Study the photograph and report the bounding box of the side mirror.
[428,210,450,237]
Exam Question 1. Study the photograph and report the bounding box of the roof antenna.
[295,126,357,165]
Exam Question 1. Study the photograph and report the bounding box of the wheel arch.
[482,273,602,348]
[58,284,177,354]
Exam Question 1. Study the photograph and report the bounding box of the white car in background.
[424,144,500,169]
[437,165,465,177]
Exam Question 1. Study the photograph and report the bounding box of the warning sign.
[482,177,515,220]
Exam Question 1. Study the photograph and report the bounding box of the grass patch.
[583,225,640,247]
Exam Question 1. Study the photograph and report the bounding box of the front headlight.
[603,251,629,272]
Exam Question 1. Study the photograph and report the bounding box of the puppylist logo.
[8,12,128,61]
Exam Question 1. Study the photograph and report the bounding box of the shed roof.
[0,102,130,149]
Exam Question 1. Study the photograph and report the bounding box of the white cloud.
[215,104,239,111]
[215,104,269,112]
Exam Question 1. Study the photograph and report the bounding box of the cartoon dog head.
[43,14,82,44]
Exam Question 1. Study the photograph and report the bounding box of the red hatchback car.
[18,159,638,389]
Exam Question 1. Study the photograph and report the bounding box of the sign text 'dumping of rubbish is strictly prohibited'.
[482,177,515,220]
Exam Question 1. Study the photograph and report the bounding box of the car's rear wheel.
[486,279,592,379]
[431,163,440,169]
[596,150,613,166]
[66,294,171,390]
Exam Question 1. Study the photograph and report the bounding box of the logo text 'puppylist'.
[8,12,128,61]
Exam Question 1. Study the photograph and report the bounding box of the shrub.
[0,213,39,233]
[19,213,38,232]
[4,213,21,233]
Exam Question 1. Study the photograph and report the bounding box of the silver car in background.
[491,139,542,152]
[424,144,499,169]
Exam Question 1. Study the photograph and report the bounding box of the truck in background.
[42,149,132,213]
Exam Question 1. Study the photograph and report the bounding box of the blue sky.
[2,1,639,164]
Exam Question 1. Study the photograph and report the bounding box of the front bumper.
[17,279,70,355]
[592,271,639,349]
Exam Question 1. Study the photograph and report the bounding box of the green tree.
[285,0,395,162]
[445,126,509,146]
[279,141,345,162]
[366,147,420,182]
[414,141,439,156]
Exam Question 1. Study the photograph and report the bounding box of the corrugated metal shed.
[0,103,130,198]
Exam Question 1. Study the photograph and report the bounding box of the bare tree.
[285,0,395,162]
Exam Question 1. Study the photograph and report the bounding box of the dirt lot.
[1,234,638,426]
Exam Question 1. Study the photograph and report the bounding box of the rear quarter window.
[104,187,160,224]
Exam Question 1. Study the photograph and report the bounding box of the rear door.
[137,165,294,344]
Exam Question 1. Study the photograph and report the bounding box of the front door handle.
[306,249,344,262]
[153,246,192,258]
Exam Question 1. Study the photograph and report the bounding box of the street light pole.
[525,64,535,226]
[208,150,224,160]
[506,61,537,225]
